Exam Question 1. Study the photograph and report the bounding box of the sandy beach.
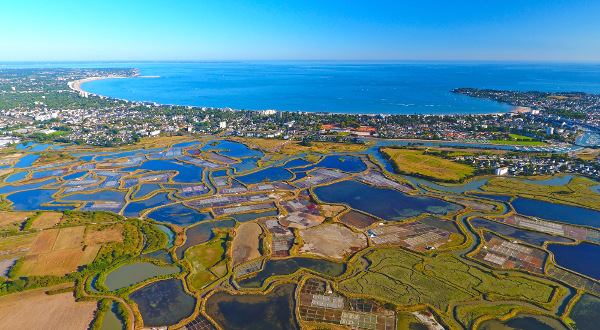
[68,76,118,94]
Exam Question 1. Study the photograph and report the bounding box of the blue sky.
[1,0,599,61]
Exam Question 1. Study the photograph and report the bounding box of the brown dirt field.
[30,212,63,229]
[299,224,367,259]
[231,222,263,266]
[54,226,85,251]
[320,204,346,218]
[0,169,13,177]
[0,285,96,329]
[78,245,102,266]
[0,211,34,226]
[29,247,83,276]
[85,225,123,245]
[27,229,59,255]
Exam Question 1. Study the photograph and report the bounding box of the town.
[1,68,599,180]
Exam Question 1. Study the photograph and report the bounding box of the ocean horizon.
[5,61,600,115]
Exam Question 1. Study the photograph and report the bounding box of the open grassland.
[28,229,59,255]
[60,210,122,226]
[22,226,88,276]
[78,245,102,266]
[231,222,263,266]
[186,232,228,290]
[0,285,96,329]
[0,211,33,227]
[0,233,37,255]
[381,148,476,181]
[29,247,84,276]
[508,134,538,140]
[575,148,600,161]
[30,212,63,229]
[54,226,85,250]
[455,303,533,329]
[85,224,124,245]
[32,152,79,166]
[339,249,558,312]
[280,140,371,154]
[481,176,600,211]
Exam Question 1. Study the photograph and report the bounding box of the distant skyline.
[2,0,600,62]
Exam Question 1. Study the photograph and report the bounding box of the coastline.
[68,75,130,94]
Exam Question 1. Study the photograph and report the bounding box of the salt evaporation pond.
[5,172,28,183]
[13,155,40,168]
[547,242,600,281]
[299,155,366,173]
[146,203,213,227]
[511,198,600,228]
[205,284,298,330]
[405,176,490,194]
[478,313,568,330]
[175,219,236,259]
[230,158,259,173]
[0,179,57,195]
[202,140,263,158]
[470,218,573,246]
[5,189,76,211]
[130,279,195,327]
[104,262,180,290]
[238,257,345,288]
[313,180,462,221]
[236,167,293,185]
[60,190,126,202]
[229,209,278,222]
[132,183,161,199]
[123,192,172,217]
[123,159,205,183]
[568,294,600,330]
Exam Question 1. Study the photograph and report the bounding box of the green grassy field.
[508,134,535,140]
[481,176,600,211]
[489,134,546,145]
[339,249,559,313]
[381,148,476,181]
[454,303,537,329]
[186,232,228,291]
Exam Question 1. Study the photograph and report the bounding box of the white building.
[546,127,554,135]
[219,121,227,129]
[495,167,509,176]
[150,130,161,136]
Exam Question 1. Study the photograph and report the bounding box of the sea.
[5,61,600,115]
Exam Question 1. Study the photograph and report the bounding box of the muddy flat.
[232,222,263,266]
[299,224,366,259]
